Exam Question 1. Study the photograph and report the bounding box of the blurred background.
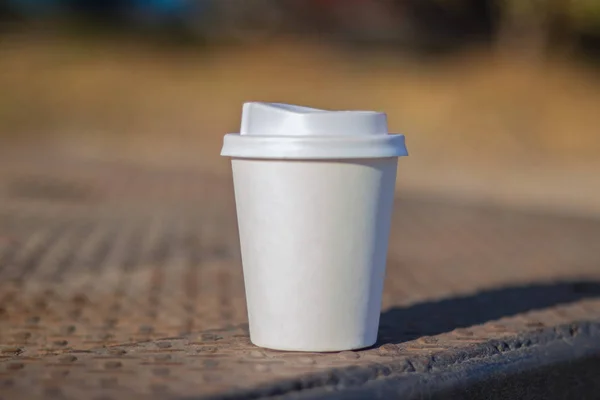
[0,0,599,215]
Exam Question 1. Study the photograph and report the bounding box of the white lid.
[221,102,408,159]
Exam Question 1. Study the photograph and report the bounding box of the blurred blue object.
[3,0,212,18]
[130,0,204,16]
[127,0,214,30]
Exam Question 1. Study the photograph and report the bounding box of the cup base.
[249,338,377,353]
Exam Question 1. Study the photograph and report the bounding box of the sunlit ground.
[1,32,599,215]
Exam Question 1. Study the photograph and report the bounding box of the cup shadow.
[377,280,600,345]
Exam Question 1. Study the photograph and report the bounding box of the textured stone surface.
[1,155,600,399]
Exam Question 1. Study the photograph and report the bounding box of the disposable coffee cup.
[221,102,408,352]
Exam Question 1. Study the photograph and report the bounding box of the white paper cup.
[231,157,398,351]
[221,102,407,352]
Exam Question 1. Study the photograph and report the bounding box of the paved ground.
[1,153,600,399]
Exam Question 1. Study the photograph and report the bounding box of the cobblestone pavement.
[1,155,599,399]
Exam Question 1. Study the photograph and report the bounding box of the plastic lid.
[221,102,408,160]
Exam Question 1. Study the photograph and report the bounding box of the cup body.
[231,157,398,351]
